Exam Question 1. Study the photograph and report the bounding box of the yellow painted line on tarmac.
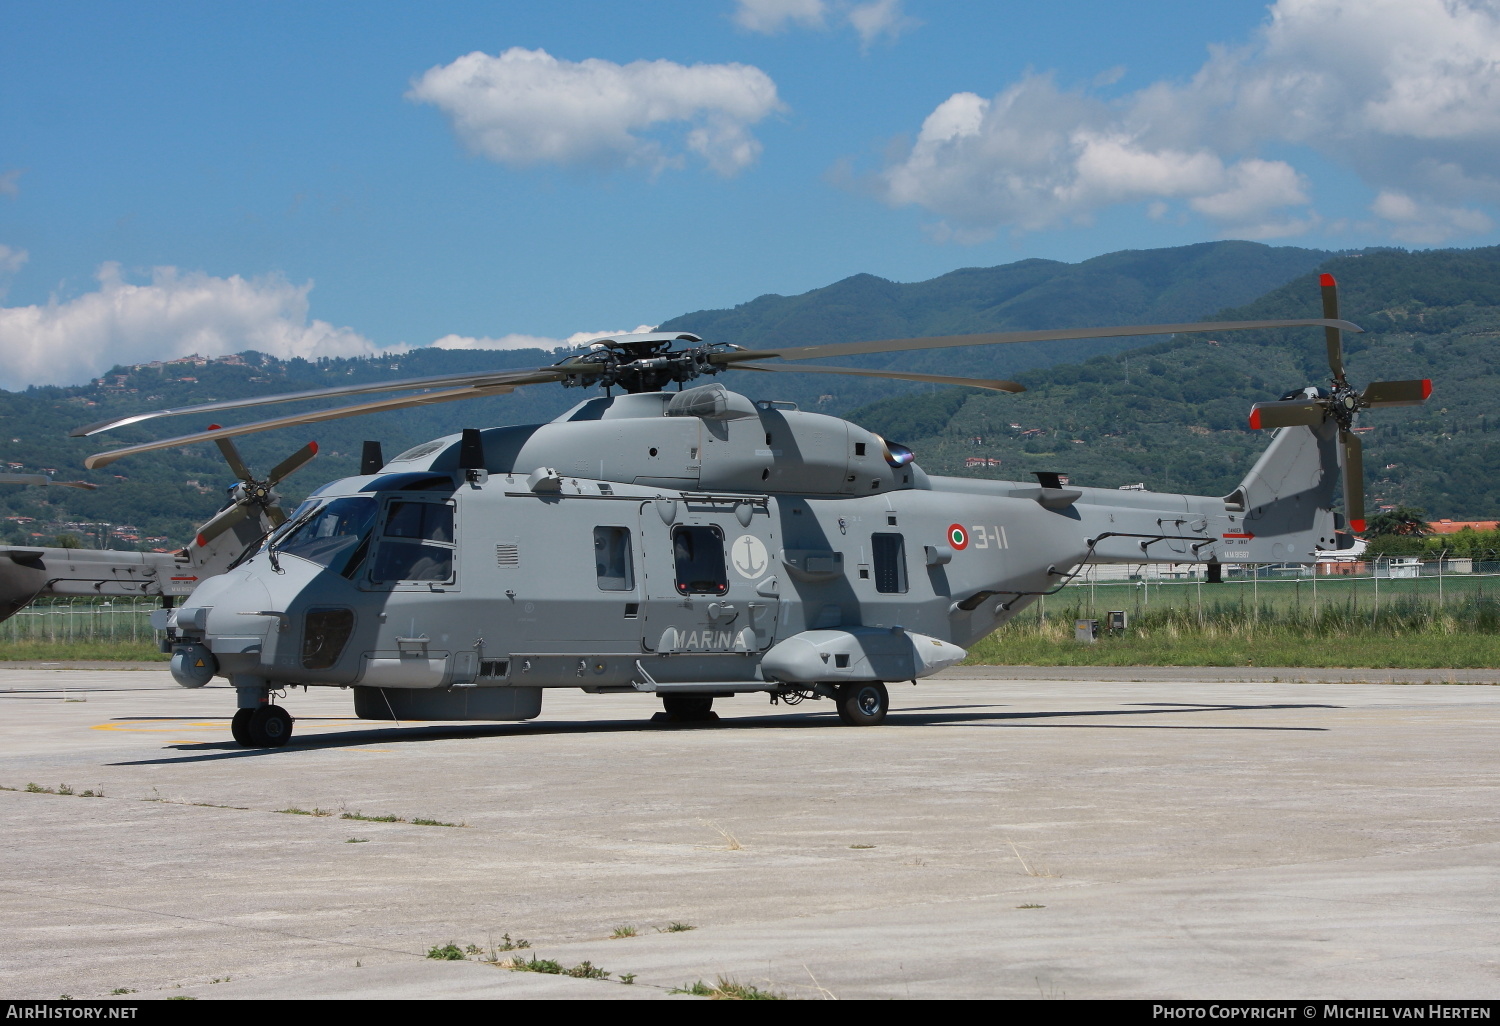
[91,721,227,733]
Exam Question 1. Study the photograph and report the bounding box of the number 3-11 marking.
[971,525,1009,550]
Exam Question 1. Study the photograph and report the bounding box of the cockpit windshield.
[268,496,378,577]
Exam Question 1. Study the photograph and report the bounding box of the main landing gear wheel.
[231,708,253,746]
[656,693,718,723]
[835,682,889,726]
[244,704,294,748]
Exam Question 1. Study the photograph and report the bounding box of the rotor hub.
[557,340,743,394]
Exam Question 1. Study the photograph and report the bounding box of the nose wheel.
[834,681,888,726]
[233,704,294,747]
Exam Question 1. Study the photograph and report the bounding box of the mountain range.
[0,240,1492,547]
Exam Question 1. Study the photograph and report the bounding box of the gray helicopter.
[72,275,1429,747]
[0,438,317,623]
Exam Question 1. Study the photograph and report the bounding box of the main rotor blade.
[266,441,319,486]
[211,432,254,482]
[1247,399,1327,430]
[713,317,1361,366]
[194,503,252,548]
[85,382,519,469]
[1361,379,1432,407]
[1340,429,1365,533]
[70,365,572,438]
[1320,273,1346,384]
[730,362,1025,393]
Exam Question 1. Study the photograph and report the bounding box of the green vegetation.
[610,925,638,939]
[0,639,167,662]
[275,807,332,817]
[670,977,785,1000]
[426,943,466,961]
[660,922,696,933]
[338,810,465,826]
[968,591,1500,668]
[23,783,104,796]
[847,246,1500,518]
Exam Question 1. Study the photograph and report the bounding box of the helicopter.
[0,439,318,623]
[70,274,1429,748]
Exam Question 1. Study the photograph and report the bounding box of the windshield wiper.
[266,504,320,575]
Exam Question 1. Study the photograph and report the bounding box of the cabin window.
[672,525,728,595]
[373,499,455,582]
[872,533,908,594]
[593,526,635,591]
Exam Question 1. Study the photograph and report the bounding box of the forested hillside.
[4,240,1495,548]
[847,247,1500,517]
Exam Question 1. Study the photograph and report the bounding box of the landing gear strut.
[231,679,295,747]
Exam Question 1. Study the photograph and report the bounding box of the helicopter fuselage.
[164,385,1343,724]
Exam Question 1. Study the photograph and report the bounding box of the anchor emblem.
[730,534,769,580]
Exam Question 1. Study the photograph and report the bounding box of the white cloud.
[0,245,27,276]
[846,0,918,46]
[732,0,826,33]
[0,264,380,390]
[872,0,1500,242]
[879,77,1311,238]
[732,0,916,45]
[431,325,657,352]
[1371,189,1494,244]
[408,48,783,177]
[0,261,668,389]
[0,170,20,198]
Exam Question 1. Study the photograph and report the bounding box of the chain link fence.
[0,597,160,645]
[1056,558,1500,625]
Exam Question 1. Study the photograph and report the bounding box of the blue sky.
[3,0,1499,388]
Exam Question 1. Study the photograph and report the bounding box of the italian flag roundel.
[948,524,968,550]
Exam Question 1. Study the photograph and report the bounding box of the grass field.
[967,578,1500,668]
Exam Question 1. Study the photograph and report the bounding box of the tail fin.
[1223,420,1343,553]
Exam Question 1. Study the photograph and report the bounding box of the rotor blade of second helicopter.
[713,317,1362,366]
[85,382,519,469]
[194,502,253,547]
[213,436,254,482]
[730,362,1025,392]
[266,441,320,486]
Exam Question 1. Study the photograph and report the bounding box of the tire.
[661,693,715,721]
[835,681,889,726]
[230,708,253,747]
[246,704,294,748]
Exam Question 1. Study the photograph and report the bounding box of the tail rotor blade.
[1320,273,1346,385]
[1340,429,1365,533]
[209,425,254,482]
[194,503,252,548]
[266,442,319,486]
[1361,379,1432,407]
[1247,399,1326,430]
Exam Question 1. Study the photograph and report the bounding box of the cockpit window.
[384,500,454,543]
[372,499,456,583]
[272,497,378,578]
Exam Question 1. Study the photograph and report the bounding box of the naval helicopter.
[70,274,1429,747]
